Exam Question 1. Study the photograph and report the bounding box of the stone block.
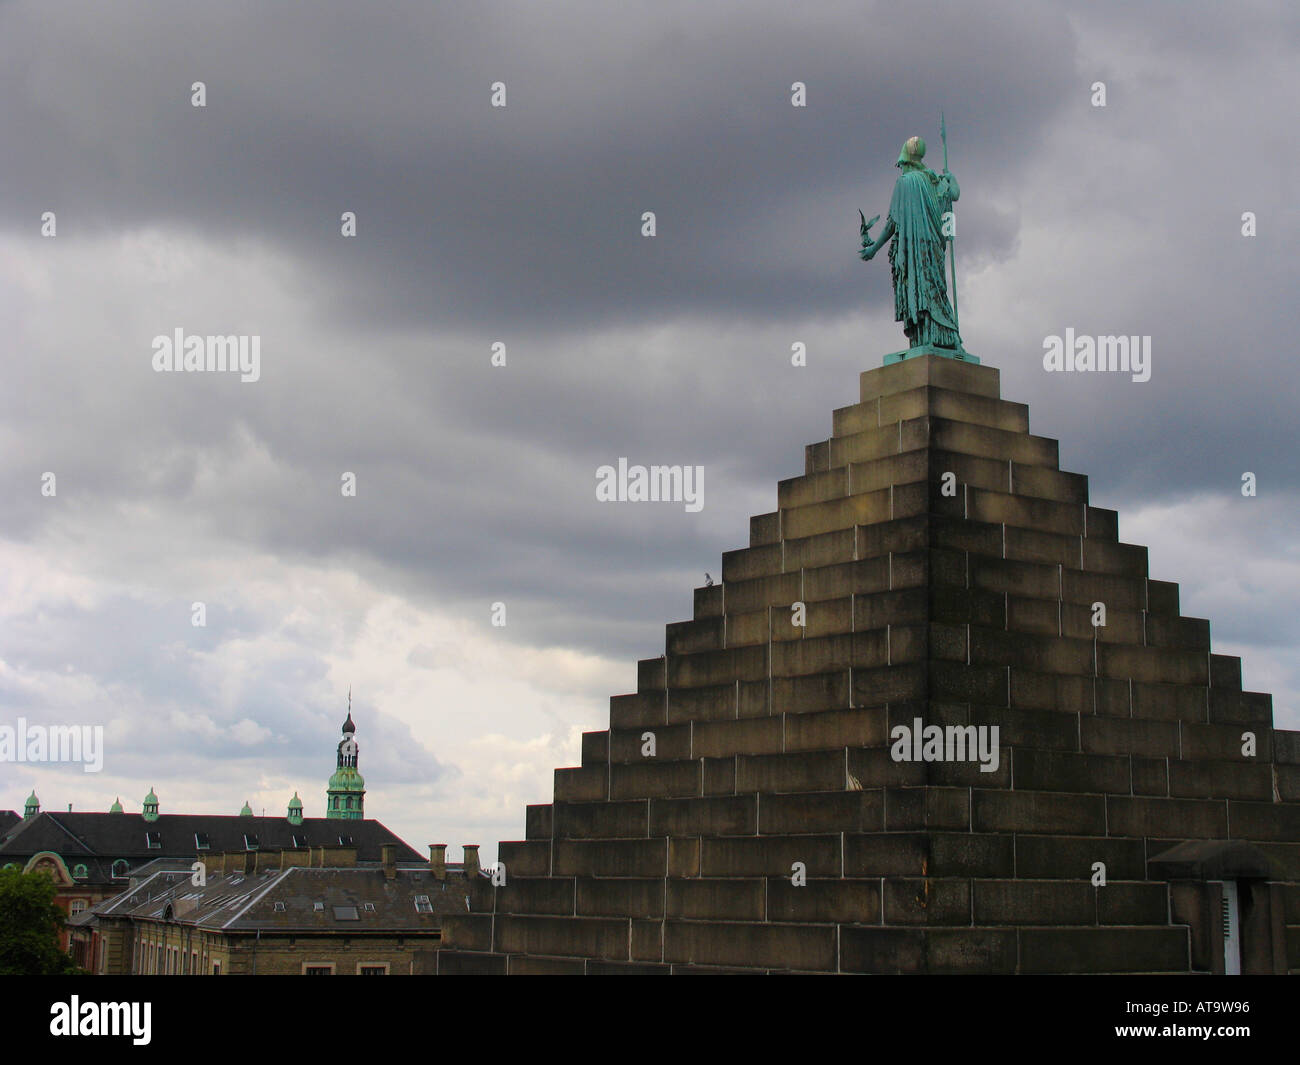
[1080,717,1180,758]
[736,750,845,793]
[771,671,850,714]
[649,794,757,837]
[525,804,553,840]
[494,915,629,961]
[884,786,971,831]
[1014,834,1146,880]
[758,790,884,835]
[1131,681,1206,723]
[555,766,607,802]
[669,644,768,687]
[883,878,971,925]
[663,920,836,972]
[1005,525,1082,568]
[553,800,649,839]
[972,790,1106,835]
[1181,721,1270,761]
[749,510,781,546]
[553,839,668,878]
[610,760,700,800]
[611,691,666,729]
[493,877,575,916]
[1011,463,1089,505]
[784,705,889,750]
[777,466,847,509]
[575,878,665,918]
[1013,749,1130,794]
[1106,796,1228,839]
[1168,760,1273,801]
[666,878,765,921]
[839,927,925,973]
[665,617,724,654]
[767,878,882,923]
[721,543,783,583]
[1019,928,1187,974]
[692,717,784,759]
[972,880,1094,925]
[611,723,689,762]
[699,835,840,878]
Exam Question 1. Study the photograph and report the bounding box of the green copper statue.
[859,124,975,363]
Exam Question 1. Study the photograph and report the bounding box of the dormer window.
[145,831,162,849]
[243,834,259,851]
[194,832,210,850]
[112,860,129,879]
[414,895,433,913]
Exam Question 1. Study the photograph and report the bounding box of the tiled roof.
[0,812,423,884]
[87,864,472,932]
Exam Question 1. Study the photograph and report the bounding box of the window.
[292,834,309,848]
[195,832,210,850]
[302,963,334,975]
[72,864,88,880]
[212,961,221,975]
[413,895,433,913]
[313,901,324,911]
[337,835,353,846]
[146,831,162,849]
[274,901,286,912]
[112,860,129,879]
[243,834,259,851]
[363,902,375,912]
[333,906,359,921]
[358,964,388,975]
[70,899,87,916]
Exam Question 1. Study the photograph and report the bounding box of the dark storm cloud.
[0,0,1070,330]
[2,0,1299,828]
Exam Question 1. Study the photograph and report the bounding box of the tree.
[0,866,82,975]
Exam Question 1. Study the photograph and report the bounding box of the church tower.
[326,692,366,820]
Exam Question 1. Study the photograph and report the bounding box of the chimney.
[429,844,447,881]
[381,843,397,880]
[463,844,480,879]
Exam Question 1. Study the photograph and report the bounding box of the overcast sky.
[3,0,1297,863]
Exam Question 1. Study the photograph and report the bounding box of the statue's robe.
[886,167,961,349]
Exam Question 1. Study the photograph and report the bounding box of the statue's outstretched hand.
[859,242,877,261]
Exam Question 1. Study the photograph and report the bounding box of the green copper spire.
[109,797,123,814]
[142,788,159,822]
[287,792,304,826]
[24,790,40,819]
[327,693,365,820]
[239,800,254,817]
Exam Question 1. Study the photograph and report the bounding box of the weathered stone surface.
[450,355,1297,975]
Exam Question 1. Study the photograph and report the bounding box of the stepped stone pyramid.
[440,355,1300,973]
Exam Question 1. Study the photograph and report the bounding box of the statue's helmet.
[896,136,926,168]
